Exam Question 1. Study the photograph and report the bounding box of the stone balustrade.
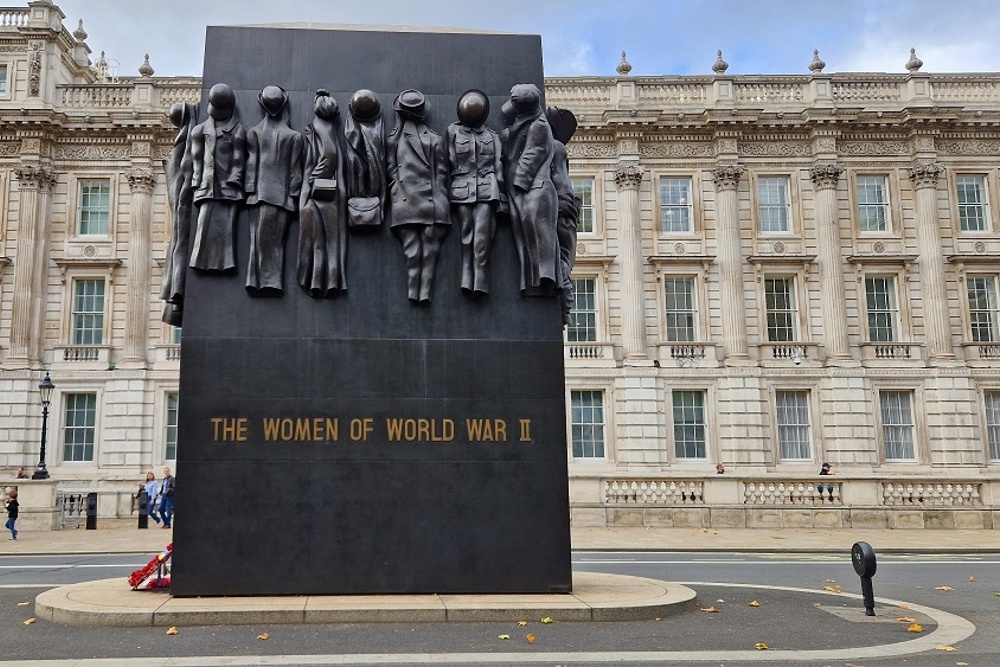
[0,8,27,27]
[57,79,201,111]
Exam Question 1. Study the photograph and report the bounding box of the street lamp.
[32,372,55,480]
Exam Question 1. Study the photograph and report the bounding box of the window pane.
[567,278,597,342]
[967,276,999,343]
[764,277,796,342]
[673,390,706,458]
[776,390,811,460]
[880,390,915,460]
[72,279,105,345]
[572,178,594,233]
[660,178,692,233]
[663,276,696,342]
[986,390,1000,461]
[856,176,888,233]
[166,393,179,461]
[865,276,898,342]
[78,179,110,235]
[758,177,790,232]
[0,65,7,95]
[957,175,988,232]
[570,390,605,458]
[63,393,97,462]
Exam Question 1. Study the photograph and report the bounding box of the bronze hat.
[392,89,429,119]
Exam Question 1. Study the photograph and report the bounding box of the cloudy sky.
[51,0,1000,79]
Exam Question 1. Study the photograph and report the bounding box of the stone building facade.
[2,2,999,528]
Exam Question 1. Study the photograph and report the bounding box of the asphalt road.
[1,551,997,666]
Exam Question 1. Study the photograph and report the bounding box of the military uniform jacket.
[446,123,503,204]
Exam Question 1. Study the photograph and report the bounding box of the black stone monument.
[170,25,573,596]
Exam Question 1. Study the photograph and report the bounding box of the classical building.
[2,2,999,528]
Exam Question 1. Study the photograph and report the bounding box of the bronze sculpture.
[386,89,450,303]
[546,106,581,325]
[244,85,304,296]
[189,83,246,273]
[345,89,386,230]
[297,90,349,297]
[160,101,198,326]
[447,89,504,297]
[501,84,559,296]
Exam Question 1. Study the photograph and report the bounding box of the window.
[757,176,791,233]
[764,277,797,342]
[171,327,183,345]
[880,390,916,460]
[165,393,179,461]
[77,179,111,236]
[572,178,594,233]
[63,393,97,462]
[673,390,706,459]
[663,276,697,342]
[967,276,999,342]
[570,390,605,458]
[865,276,899,342]
[776,390,811,460]
[0,64,7,95]
[857,175,889,233]
[986,390,1000,461]
[957,175,988,232]
[71,279,105,345]
[659,177,693,233]
[567,277,597,342]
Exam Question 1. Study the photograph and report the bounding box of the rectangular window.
[986,390,1000,461]
[572,178,594,234]
[865,276,899,342]
[857,175,889,233]
[567,277,597,342]
[72,279,105,345]
[63,393,97,462]
[764,277,797,342]
[776,390,811,460]
[165,393,179,461]
[77,179,111,236]
[663,276,696,342]
[0,64,8,95]
[757,176,790,233]
[570,390,605,458]
[880,390,916,460]
[967,275,999,343]
[673,390,706,459]
[659,177,693,233]
[957,175,988,232]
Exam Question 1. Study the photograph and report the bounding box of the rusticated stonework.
[809,164,844,190]
[711,164,745,191]
[614,162,644,190]
[908,163,945,188]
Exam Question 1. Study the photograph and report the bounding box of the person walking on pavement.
[159,467,175,528]
[5,488,18,540]
[143,471,161,525]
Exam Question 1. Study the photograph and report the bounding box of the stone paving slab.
[34,572,697,627]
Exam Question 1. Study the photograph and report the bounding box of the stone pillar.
[809,164,850,361]
[9,164,56,362]
[123,168,155,364]
[711,165,749,360]
[908,163,954,360]
[614,162,647,361]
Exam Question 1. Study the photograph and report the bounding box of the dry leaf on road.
[822,586,842,593]
[540,617,553,624]
[896,617,917,623]
[748,600,760,607]
[257,632,269,640]
[16,601,29,607]
[166,627,179,635]
[525,633,536,644]
[497,634,510,640]
[516,621,528,627]
[906,623,924,633]
[934,645,957,651]
[970,576,976,582]
[699,606,720,613]
[22,617,35,625]
[935,586,954,591]
[754,642,768,650]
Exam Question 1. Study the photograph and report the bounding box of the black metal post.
[85,492,97,530]
[852,541,878,616]
[32,402,50,480]
[138,490,149,529]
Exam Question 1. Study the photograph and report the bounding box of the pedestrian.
[142,471,161,525]
[159,467,175,529]
[5,488,17,540]
[817,461,834,500]
[15,467,28,479]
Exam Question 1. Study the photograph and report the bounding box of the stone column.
[9,164,56,362]
[908,163,954,360]
[809,164,850,361]
[614,162,647,361]
[123,168,155,364]
[712,165,749,360]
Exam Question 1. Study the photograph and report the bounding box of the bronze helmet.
[456,89,489,128]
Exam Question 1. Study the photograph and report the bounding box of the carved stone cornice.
[614,162,645,191]
[14,164,57,191]
[809,164,844,191]
[908,163,944,189]
[126,168,155,193]
[711,164,745,191]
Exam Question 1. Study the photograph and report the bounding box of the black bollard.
[137,490,149,529]
[851,541,877,616]
[85,491,97,530]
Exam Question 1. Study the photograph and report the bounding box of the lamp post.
[32,372,55,480]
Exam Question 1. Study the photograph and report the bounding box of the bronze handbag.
[347,196,382,228]
[311,177,338,201]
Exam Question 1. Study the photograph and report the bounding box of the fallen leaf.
[958,662,970,665]
[898,603,910,608]
[934,645,957,651]
[906,623,924,633]
[525,633,536,644]
[22,618,35,625]
[748,600,760,607]
[540,617,553,624]
[896,617,917,623]
[700,606,720,613]
[166,627,179,636]
[935,586,954,591]
[16,602,29,607]
[754,642,768,650]
[716,599,725,603]
[970,576,976,582]
[497,634,510,640]
[812,602,822,608]
[516,620,528,627]
[824,579,838,583]
[654,617,662,621]
[257,632,269,640]
[823,586,842,593]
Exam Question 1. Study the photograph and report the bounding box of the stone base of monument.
[35,572,697,627]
